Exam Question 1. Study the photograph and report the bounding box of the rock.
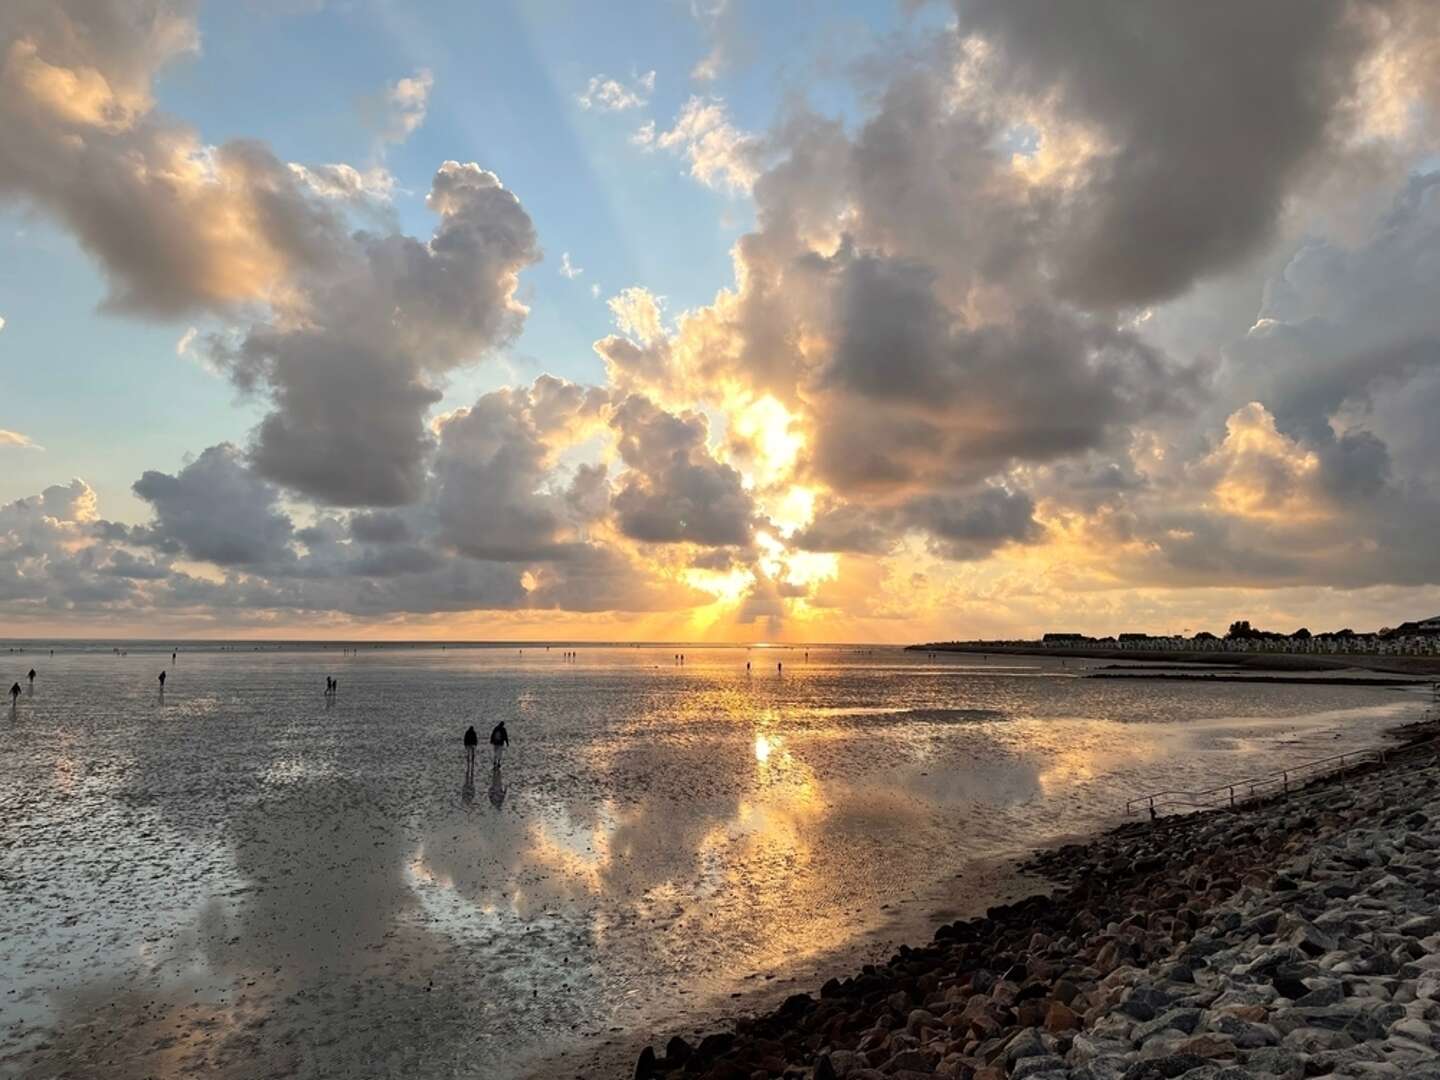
[698,1032,736,1059]
[814,1054,839,1080]
[1052,980,1081,1006]
[1044,1002,1079,1032]
[1068,1034,1133,1065]
[1119,988,1174,1022]
[1281,1026,1355,1054]
[1390,1016,1435,1042]
[1399,915,1440,938]
[666,1035,694,1064]
[1072,1057,1135,1080]
[1119,1053,1211,1080]
[1174,1034,1235,1060]
[1133,1009,1202,1045]
[1012,1055,1067,1079]
[1294,983,1345,1007]
[1003,1029,1048,1068]
[1241,1046,1303,1080]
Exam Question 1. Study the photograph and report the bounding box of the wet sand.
[0,644,1428,1078]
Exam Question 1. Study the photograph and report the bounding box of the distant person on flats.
[9,682,19,706]
[158,670,166,689]
[463,725,478,773]
[490,720,509,767]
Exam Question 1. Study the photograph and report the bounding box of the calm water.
[0,643,1426,1078]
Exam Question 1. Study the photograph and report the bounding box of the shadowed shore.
[626,716,1440,1080]
[907,643,1440,679]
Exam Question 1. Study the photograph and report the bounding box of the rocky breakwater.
[633,719,1440,1080]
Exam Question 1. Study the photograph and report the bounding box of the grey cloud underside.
[1,375,742,621]
[609,395,758,547]
[8,0,1440,626]
[956,0,1386,309]
[209,162,541,507]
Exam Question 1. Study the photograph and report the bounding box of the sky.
[3,0,1440,642]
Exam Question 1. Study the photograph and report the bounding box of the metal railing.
[1124,746,1388,817]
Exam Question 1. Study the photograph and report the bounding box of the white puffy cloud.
[578,70,655,112]
[378,67,433,143]
[643,96,761,193]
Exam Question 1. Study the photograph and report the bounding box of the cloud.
[131,444,296,566]
[0,429,42,450]
[377,68,433,144]
[954,0,1406,309]
[609,394,757,546]
[431,377,606,561]
[288,162,396,203]
[577,70,655,112]
[0,1,352,316]
[645,97,761,193]
[10,0,1440,637]
[689,0,744,82]
[206,161,540,507]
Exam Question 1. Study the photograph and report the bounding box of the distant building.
[1042,633,1090,644]
[1382,615,1440,638]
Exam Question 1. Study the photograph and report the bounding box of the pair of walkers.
[464,721,509,770]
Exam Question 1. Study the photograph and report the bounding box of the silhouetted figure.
[489,766,508,809]
[172,651,177,662]
[490,721,509,767]
[158,670,166,688]
[27,668,36,685]
[463,725,478,774]
[9,682,19,707]
[746,661,751,672]
[777,661,782,674]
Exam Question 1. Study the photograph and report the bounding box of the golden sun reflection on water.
[753,733,773,763]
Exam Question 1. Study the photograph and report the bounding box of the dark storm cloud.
[806,253,1199,495]
[348,511,412,544]
[957,0,1388,309]
[609,395,757,547]
[791,500,896,555]
[131,444,296,567]
[902,488,1042,561]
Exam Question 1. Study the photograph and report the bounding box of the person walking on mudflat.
[463,725,478,774]
[490,720,509,767]
[8,682,19,707]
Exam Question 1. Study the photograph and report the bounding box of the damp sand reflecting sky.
[0,645,1425,1077]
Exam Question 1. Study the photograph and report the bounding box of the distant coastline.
[906,641,1440,678]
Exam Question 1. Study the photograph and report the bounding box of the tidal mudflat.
[0,644,1425,1078]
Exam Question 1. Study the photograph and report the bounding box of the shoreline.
[527,852,1056,1080]
[627,714,1440,1080]
[908,643,1440,679]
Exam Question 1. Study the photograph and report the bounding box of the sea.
[0,642,1428,1078]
